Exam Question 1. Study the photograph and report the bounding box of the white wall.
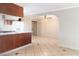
[23,16,32,32]
[36,7,79,50]
[37,15,59,39]
[49,7,79,50]
[12,21,25,32]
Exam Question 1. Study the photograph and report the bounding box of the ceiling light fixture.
[44,15,48,21]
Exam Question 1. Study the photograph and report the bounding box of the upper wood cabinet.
[0,3,23,17]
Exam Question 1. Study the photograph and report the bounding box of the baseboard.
[0,44,31,56]
[59,44,79,51]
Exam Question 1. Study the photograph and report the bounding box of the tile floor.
[3,36,79,56]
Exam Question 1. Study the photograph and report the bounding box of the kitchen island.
[0,31,32,53]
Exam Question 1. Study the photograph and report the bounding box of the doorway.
[32,21,37,36]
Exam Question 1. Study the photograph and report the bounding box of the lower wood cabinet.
[0,33,31,53]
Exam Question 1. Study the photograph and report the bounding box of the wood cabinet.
[0,35,14,53]
[0,33,31,53]
[0,3,23,17]
[14,33,30,48]
[0,4,7,13]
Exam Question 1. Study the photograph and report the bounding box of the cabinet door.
[14,34,25,48]
[17,33,28,46]
[4,4,16,16]
[13,34,20,48]
[26,33,32,43]
[0,35,14,53]
[0,3,23,17]
[16,6,23,17]
[3,35,14,52]
[21,33,28,45]
[0,36,5,53]
[19,33,31,46]
[14,33,31,48]
[6,3,23,17]
[18,34,25,46]
[0,3,7,13]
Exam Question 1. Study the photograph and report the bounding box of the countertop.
[0,31,32,35]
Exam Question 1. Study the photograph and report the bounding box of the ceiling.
[15,3,79,16]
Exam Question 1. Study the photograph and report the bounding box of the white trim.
[0,44,31,56]
[49,6,79,12]
[27,6,79,16]
[59,44,79,51]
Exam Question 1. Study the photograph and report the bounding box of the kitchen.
[1,3,79,56]
[0,3,32,55]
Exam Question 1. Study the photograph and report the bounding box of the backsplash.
[12,21,25,32]
[0,13,24,32]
